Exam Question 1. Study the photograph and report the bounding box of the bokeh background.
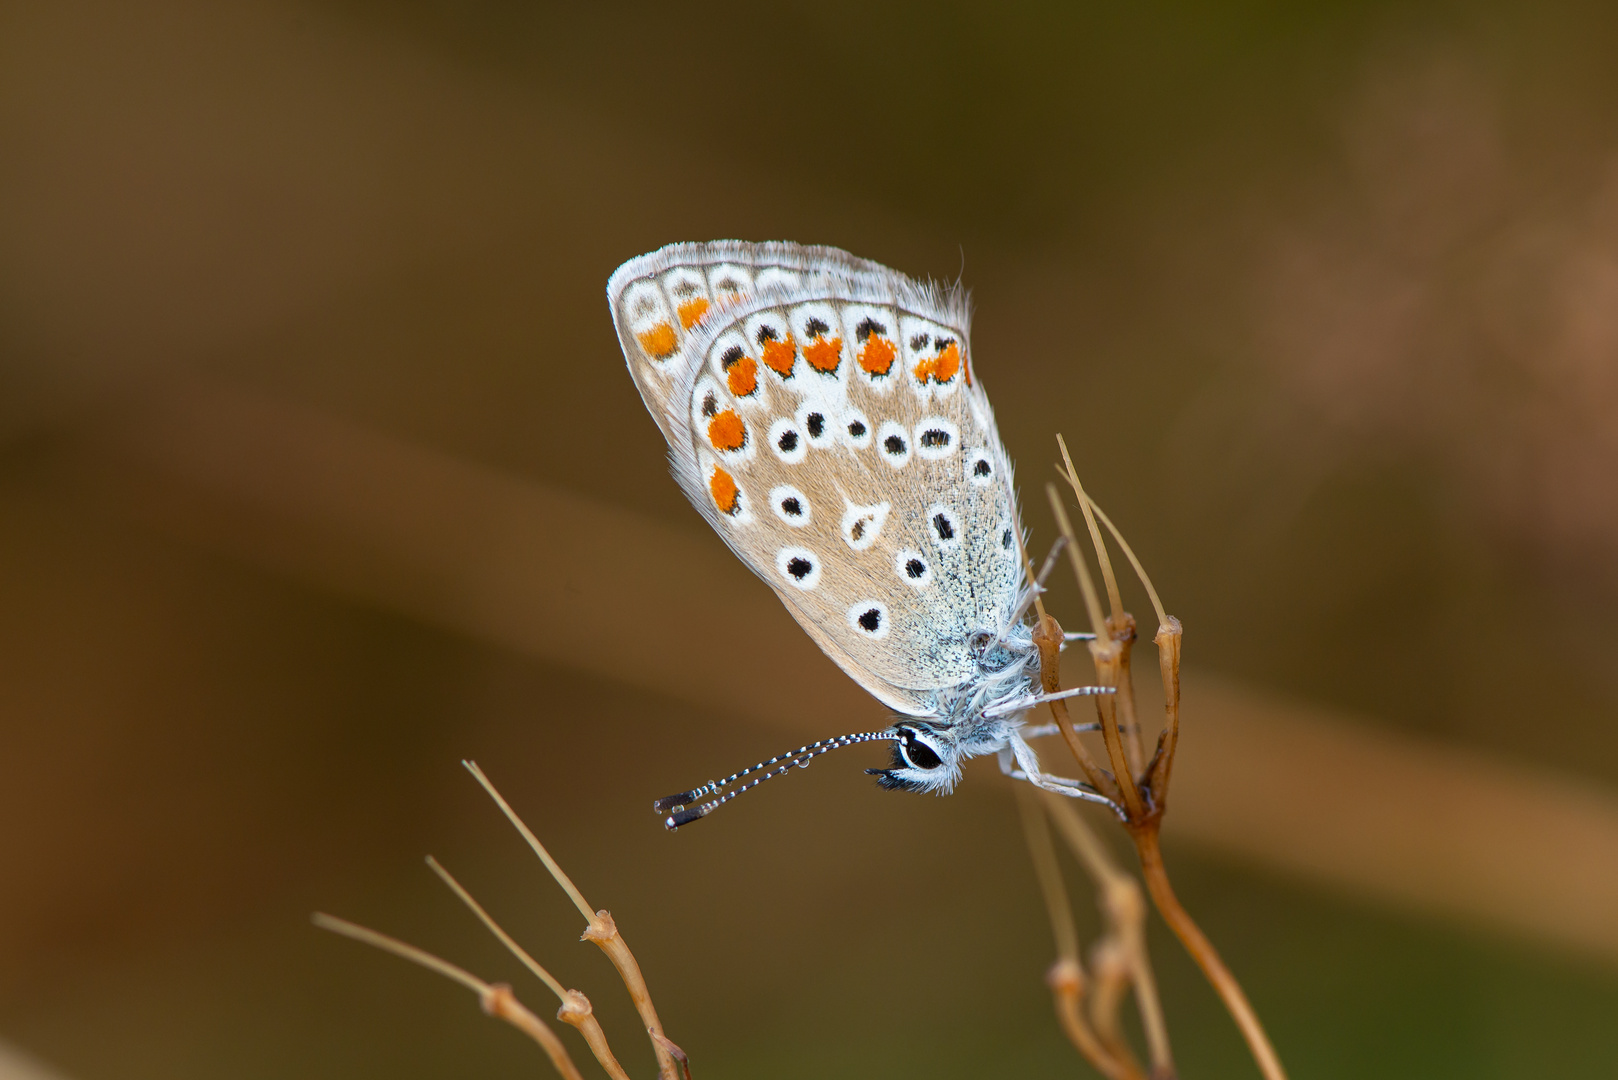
[4,1,1618,1077]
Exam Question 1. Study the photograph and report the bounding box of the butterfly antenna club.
[654,730,898,829]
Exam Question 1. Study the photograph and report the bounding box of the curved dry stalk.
[1048,958,1143,1080]
[1042,795,1174,1077]
[1132,828,1284,1080]
[425,855,567,999]
[425,856,631,1080]
[464,760,680,1080]
[311,913,585,1080]
[1040,441,1287,1080]
[1016,784,1080,965]
[1055,434,1168,630]
[1032,614,1121,802]
[1047,485,1143,821]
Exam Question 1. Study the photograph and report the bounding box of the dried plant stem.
[1043,796,1174,1078]
[1049,959,1140,1080]
[1087,940,1142,1075]
[1016,785,1080,965]
[426,856,567,999]
[1147,618,1183,804]
[311,913,585,1080]
[1132,827,1284,1080]
[1032,613,1121,801]
[425,856,631,1080]
[465,760,680,1080]
[1053,439,1179,802]
[1047,486,1143,821]
[1058,445,1140,780]
[1043,442,1286,1080]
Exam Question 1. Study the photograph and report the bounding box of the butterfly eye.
[898,729,943,770]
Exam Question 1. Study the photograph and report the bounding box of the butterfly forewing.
[608,242,1022,718]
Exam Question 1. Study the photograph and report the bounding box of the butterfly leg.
[1000,735,1117,809]
[1020,721,1102,739]
[1004,536,1078,631]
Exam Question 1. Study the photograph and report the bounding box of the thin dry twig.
[317,766,688,1080]
[1042,796,1174,1078]
[1009,786,1152,1080]
[464,760,681,1080]
[1059,454,1146,772]
[1016,784,1080,966]
[311,913,585,1080]
[426,856,632,1080]
[1049,959,1140,1080]
[1047,485,1144,822]
[1037,439,1286,1080]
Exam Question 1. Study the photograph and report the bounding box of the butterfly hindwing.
[608,242,1023,717]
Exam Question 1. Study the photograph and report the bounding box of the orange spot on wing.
[725,354,758,397]
[803,335,843,374]
[857,335,896,376]
[761,335,796,376]
[637,321,677,359]
[913,341,962,385]
[677,297,710,329]
[707,409,747,452]
[709,466,740,515]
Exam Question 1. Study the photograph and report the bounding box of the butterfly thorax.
[868,621,1041,794]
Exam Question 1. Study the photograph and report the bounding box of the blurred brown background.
[4,1,1618,1077]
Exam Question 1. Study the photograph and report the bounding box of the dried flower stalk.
[310,913,585,1080]
[315,764,686,1080]
[1027,434,1285,1080]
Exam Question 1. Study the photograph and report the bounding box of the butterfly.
[606,241,1107,828]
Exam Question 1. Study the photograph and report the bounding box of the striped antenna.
[653,730,897,829]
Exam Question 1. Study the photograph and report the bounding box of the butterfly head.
[866,721,962,794]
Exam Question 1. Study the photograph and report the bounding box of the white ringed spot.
[795,400,836,450]
[847,601,891,640]
[967,448,996,486]
[776,546,821,590]
[875,420,911,468]
[768,417,807,464]
[914,418,959,460]
[842,407,872,449]
[895,548,933,588]
[769,484,812,527]
[928,504,963,550]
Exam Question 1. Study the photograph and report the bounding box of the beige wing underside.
[608,241,1024,717]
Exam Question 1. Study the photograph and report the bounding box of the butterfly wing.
[607,241,1023,717]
